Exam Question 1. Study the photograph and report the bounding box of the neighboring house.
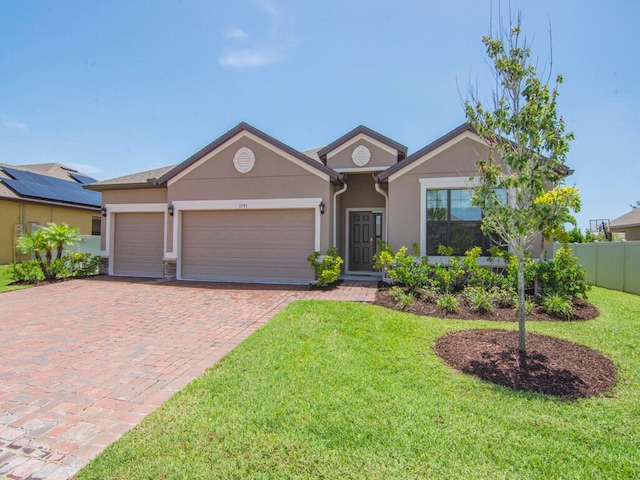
[86,122,554,284]
[0,163,101,264]
[610,209,640,241]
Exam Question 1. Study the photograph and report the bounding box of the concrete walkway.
[0,277,377,479]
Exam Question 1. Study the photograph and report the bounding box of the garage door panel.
[113,213,164,277]
[181,210,314,284]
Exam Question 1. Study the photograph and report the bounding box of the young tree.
[465,13,580,362]
[15,223,82,280]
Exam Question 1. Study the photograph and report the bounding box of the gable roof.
[316,125,408,163]
[0,163,101,209]
[84,165,176,191]
[376,124,475,182]
[611,208,640,229]
[375,123,575,182]
[155,122,342,186]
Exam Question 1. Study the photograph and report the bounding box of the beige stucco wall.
[612,226,640,241]
[102,188,168,205]
[0,198,98,264]
[168,136,333,253]
[326,139,397,171]
[335,173,386,258]
[387,136,487,251]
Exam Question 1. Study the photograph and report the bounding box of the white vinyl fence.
[554,241,640,296]
[65,235,101,256]
[31,225,101,257]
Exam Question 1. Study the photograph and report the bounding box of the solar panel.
[0,167,101,207]
[68,173,97,185]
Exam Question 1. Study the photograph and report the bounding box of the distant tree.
[567,227,584,243]
[631,201,639,209]
[465,12,580,363]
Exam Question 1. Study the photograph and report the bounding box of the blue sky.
[1,0,637,230]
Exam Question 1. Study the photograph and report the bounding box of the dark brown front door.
[349,211,375,271]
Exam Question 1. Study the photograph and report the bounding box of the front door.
[349,211,375,271]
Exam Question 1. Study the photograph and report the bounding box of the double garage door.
[112,209,315,284]
[181,209,315,284]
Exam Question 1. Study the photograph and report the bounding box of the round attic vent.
[233,147,255,174]
[352,145,371,167]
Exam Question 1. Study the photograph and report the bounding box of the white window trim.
[167,131,329,186]
[169,198,324,278]
[419,177,481,257]
[344,207,385,275]
[101,203,168,276]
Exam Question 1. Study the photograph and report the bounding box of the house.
[86,122,547,284]
[610,209,640,241]
[0,163,102,264]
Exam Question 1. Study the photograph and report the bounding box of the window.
[425,189,504,255]
[91,216,101,236]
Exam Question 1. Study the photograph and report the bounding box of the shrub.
[437,293,458,314]
[437,245,454,256]
[9,253,101,284]
[307,247,343,287]
[505,253,537,292]
[9,260,45,283]
[416,285,440,304]
[53,253,101,278]
[513,298,536,316]
[388,286,416,310]
[536,246,590,300]
[492,287,517,309]
[541,293,573,320]
[374,243,431,293]
[431,261,464,294]
[463,286,495,314]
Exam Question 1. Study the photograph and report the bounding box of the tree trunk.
[517,257,527,370]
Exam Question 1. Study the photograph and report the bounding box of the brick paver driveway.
[0,276,376,479]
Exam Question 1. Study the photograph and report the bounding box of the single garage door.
[181,209,315,284]
[113,212,164,277]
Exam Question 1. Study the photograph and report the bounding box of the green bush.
[9,254,101,284]
[513,297,535,316]
[463,286,495,314]
[437,293,458,314]
[491,286,517,309]
[536,246,590,300]
[388,286,416,310]
[431,260,464,294]
[541,293,573,320]
[416,285,440,304]
[374,243,431,293]
[308,247,343,287]
[9,260,46,283]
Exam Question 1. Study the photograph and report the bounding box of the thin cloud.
[225,27,247,39]
[219,0,295,69]
[3,120,27,129]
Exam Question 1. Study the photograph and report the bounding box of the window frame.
[419,177,506,257]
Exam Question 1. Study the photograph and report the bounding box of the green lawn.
[77,287,640,479]
[0,264,30,293]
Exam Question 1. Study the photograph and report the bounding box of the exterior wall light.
[319,201,325,215]
[168,204,174,216]
[101,207,107,217]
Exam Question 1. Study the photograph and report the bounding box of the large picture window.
[426,189,503,255]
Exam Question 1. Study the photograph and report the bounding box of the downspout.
[374,176,389,243]
[332,182,348,247]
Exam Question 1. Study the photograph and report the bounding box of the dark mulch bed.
[435,329,616,398]
[374,287,599,322]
